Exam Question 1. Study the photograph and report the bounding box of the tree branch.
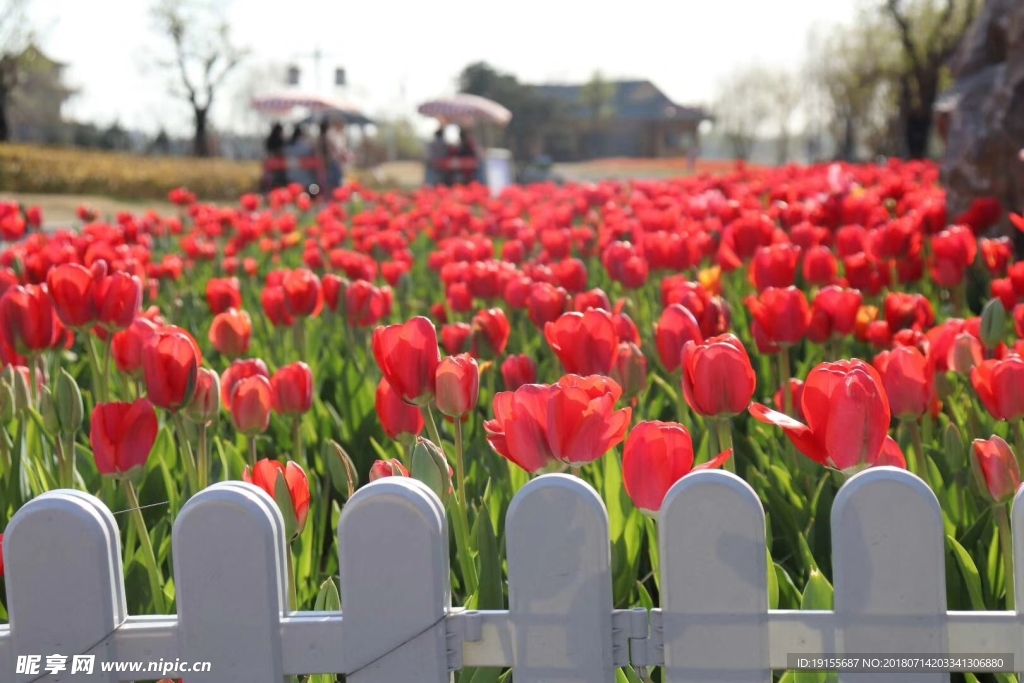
[884,0,924,78]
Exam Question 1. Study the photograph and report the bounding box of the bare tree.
[150,0,248,157]
[227,61,287,136]
[712,66,773,161]
[881,0,981,158]
[0,0,31,142]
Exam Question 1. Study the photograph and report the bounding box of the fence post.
[658,469,770,683]
[172,482,288,683]
[6,490,124,682]
[338,477,451,683]
[832,466,946,683]
[505,473,615,683]
[1010,484,1024,680]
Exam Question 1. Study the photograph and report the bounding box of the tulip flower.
[208,308,252,358]
[435,354,480,419]
[221,358,271,408]
[806,286,863,346]
[471,307,511,357]
[369,458,410,480]
[441,323,471,355]
[261,282,295,327]
[184,367,220,424]
[0,284,58,357]
[346,279,392,327]
[90,399,158,476]
[773,378,806,422]
[544,309,620,376]
[749,359,900,474]
[545,375,631,467]
[750,243,800,292]
[873,346,934,419]
[112,317,158,378]
[746,286,811,349]
[611,341,647,403]
[375,378,424,441]
[243,459,311,538]
[485,383,559,474]
[271,362,314,416]
[206,277,242,315]
[282,268,323,318]
[500,354,536,391]
[230,375,273,437]
[142,327,199,412]
[971,355,1024,421]
[96,272,142,332]
[622,420,732,515]
[654,304,703,373]
[973,436,1021,504]
[681,334,757,418]
[46,263,98,329]
[372,317,440,407]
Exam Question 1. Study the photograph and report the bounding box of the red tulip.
[622,421,732,514]
[573,288,612,312]
[746,286,810,348]
[208,308,252,358]
[471,307,511,357]
[654,304,703,373]
[142,327,199,411]
[802,245,838,286]
[544,309,620,376]
[500,354,536,391]
[971,355,1024,421]
[873,346,934,419]
[375,378,424,440]
[90,399,158,476]
[485,383,559,474]
[611,341,647,402]
[749,359,896,473]
[681,334,757,418]
[282,268,323,318]
[261,281,295,327]
[345,280,392,327]
[372,317,440,406]
[46,263,98,329]
[526,281,568,327]
[184,367,220,424]
[773,378,806,422]
[435,354,480,419]
[229,375,273,434]
[0,284,58,356]
[96,272,142,332]
[972,435,1021,503]
[271,362,313,416]
[1014,303,1024,338]
[243,459,310,534]
[750,243,800,291]
[221,358,271,408]
[369,459,410,480]
[884,292,935,332]
[441,323,472,355]
[113,317,159,378]
[806,286,863,344]
[546,374,631,466]
[206,277,242,315]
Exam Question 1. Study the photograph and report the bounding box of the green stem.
[715,418,736,473]
[777,349,796,465]
[292,321,306,360]
[706,417,720,466]
[675,370,688,425]
[450,411,477,598]
[248,435,258,468]
[101,340,112,399]
[124,480,167,614]
[85,335,106,402]
[997,505,1015,610]
[291,416,305,470]
[286,546,298,611]
[59,434,76,489]
[1014,421,1024,483]
[424,404,444,448]
[904,419,930,488]
[172,413,199,495]
[197,423,209,490]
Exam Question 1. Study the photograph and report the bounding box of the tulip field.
[1,160,1024,681]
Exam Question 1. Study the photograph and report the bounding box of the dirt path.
[0,192,178,227]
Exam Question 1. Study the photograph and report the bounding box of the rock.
[936,0,1024,248]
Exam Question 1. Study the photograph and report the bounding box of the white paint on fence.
[0,468,1021,682]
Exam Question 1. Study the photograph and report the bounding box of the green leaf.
[274,473,299,541]
[947,535,986,610]
[313,577,341,612]
[474,503,503,610]
[800,568,834,611]
[768,547,779,610]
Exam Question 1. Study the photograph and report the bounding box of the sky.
[27,0,861,138]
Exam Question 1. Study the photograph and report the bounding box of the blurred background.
[0,0,1018,223]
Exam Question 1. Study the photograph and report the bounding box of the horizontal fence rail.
[1,468,1023,682]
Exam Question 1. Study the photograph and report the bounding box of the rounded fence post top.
[507,471,606,517]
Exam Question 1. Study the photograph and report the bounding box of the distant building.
[8,44,77,144]
[530,79,711,161]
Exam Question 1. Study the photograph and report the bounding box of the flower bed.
[0,161,1023,682]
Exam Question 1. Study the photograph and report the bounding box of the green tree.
[0,0,31,143]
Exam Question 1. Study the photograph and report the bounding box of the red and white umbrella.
[251,90,364,117]
[417,93,512,126]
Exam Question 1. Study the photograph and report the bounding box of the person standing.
[264,122,288,190]
[424,125,447,186]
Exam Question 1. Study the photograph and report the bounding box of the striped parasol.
[417,93,512,126]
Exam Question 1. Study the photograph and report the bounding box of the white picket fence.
[0,467,1023,682]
